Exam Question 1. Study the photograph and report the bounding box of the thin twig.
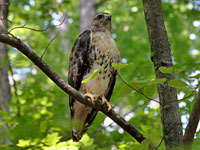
[156,136,164,149]
[0,18,13,23]
[41,35,57,59]
[167,81,200,104]
[117,74,161,104]
[8,13,67,33]
[118,73,200,105]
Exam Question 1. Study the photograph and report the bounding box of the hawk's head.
[91,13,111,31]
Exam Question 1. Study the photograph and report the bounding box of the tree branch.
[0,33,146,144]
[183,89,200,147]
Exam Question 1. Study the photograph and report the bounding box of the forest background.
[0,0,200,149]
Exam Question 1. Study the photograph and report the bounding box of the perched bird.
[68,13,120,142]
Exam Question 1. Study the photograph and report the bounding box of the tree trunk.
[0,0,10,144]
[142,0,183,149]
[80,0,96,33]
[183,89,200,149]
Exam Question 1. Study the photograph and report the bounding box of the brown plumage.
[68,13,120,142]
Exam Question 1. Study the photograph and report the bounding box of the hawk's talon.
[84,94,113,111]
[102,96,113,111]
[84,93,98,105]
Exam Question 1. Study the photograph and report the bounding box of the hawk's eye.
[97,15,103,20]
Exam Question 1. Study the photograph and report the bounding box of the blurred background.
[0,0,200,149]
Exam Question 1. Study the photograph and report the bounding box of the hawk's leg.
[84,93,99,104]
[101,96,114,111]
[84,93,114,111]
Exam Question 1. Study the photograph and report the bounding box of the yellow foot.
[102,96,114,112]
[84,93,98,104]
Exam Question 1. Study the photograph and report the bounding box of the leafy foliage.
[0,0,200,149]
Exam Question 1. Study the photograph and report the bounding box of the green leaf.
[112,63,129,69]
[146,78,167,85]
[17,139,31,147]
[80,134,97,150]
[189,73,200,79]
[168,79,188,88]
[81,69,101,83]
[159,66,173,74]
[43,133,61,146]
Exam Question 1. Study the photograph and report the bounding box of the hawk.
[68,13,120,142]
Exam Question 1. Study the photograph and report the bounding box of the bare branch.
[183,89,200,145]
[0,33,147,144]
[0,18,12,24]
[8,13,67,33]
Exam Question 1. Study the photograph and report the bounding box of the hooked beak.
[107,15,111,21]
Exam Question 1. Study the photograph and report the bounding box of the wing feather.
[68,30,91,117]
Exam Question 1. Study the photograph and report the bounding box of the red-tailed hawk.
[68,13,120,142]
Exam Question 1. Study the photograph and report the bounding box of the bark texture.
[142,0,183,149]
[183,89,200,149]
[0,33,147,144]
[80,0,96,33]
[0,0,10,144]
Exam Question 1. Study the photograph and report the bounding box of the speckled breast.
[80,31,120,96]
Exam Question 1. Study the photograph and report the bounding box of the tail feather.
[71,118,85,142]
[72,130,83,142]
[71,101,93,142]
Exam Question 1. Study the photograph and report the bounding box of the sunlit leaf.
[159,66,173,74]
[43,133,61,146]
[112,63,129,69]
[81,69,101,83]
[80,134,97,149]
[17,139,31,147]
[168,79,188,88]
